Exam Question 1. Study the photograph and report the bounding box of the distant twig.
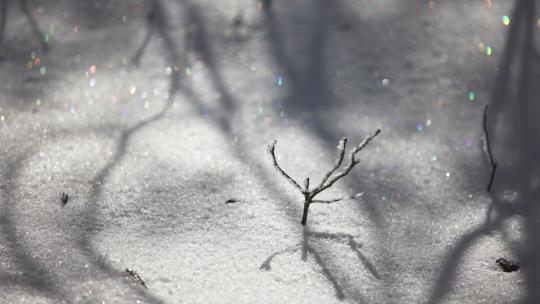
[126,268,148,289]
[482,105,497,192]
[268,129,380,225]
[60,192,68,205]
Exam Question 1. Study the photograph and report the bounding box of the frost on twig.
[126,268,148,289]
[482,105,497,192]
[268,129,381,225]
[311,193,364,204]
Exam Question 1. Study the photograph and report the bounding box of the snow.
[1,0,538,303]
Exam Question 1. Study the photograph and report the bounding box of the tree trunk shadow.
[426,0,540,302]
[130,0,182,101]
[0,0,48,53]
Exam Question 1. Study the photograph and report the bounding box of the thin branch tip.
[268,139,302,191]
[268,140,277,151]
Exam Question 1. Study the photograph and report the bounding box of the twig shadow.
[260,226,380,300]
[0,0,48,53]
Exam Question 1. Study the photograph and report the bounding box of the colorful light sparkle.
[129,85,137,95]
[502,15,510,26]
[468,91,476,101]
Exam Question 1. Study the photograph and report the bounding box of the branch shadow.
[0,0,48,54]
[426,0,540,303]
[0,0,6,48]
[75,101,174,304]
[260,226,380,301]
[0,152,66,300]
[176,0,237,132]
[131,0,182,101]
[0,124,155,300]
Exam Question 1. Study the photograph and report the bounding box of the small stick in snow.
[496,258,519,272]
[225,198,239,204]
[60,193,68,205]
[126,268,148,288]
[268,129,380,225]
[482,105,497,192]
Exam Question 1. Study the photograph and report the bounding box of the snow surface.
[1,0,539,303]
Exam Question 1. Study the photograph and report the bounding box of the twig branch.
[482,105,497,192]
[311,129,381,197]
[311,193,363,204]
[316,137,347,190]
[267,140,302,192]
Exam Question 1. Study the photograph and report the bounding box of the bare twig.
[482,105,497,192]
[267,140,302,192]
[126,268,148,289]
[268,130,380,225]
[60,192,68,205]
